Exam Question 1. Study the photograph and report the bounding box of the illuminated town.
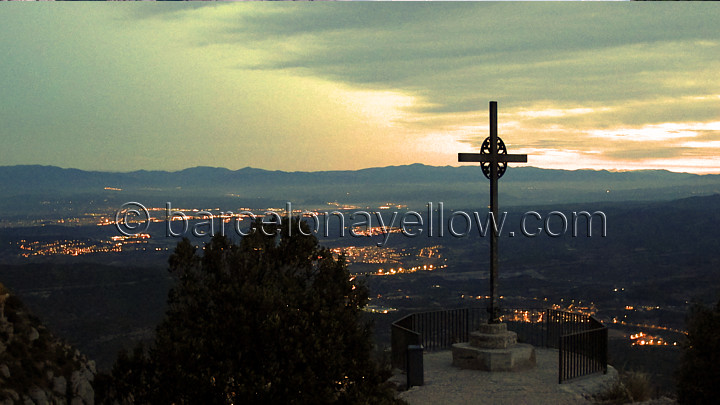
[0,204,690,350]
[18,239,121,257]
[629,332,677,347]
[15,233,160,257]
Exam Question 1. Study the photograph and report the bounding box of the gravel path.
[395,348,618,405]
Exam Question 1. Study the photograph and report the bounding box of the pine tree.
[677,299,720,404]
[109,217,402,404]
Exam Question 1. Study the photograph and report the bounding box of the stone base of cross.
[457,101,527,323]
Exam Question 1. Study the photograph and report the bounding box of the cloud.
[587,122,720,143]
[602,147,690,161]
[209,4,720,113]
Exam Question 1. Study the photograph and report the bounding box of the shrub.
[595,370,652,404]
[677,299,720,404]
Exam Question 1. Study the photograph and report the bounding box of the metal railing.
[390,313,421,371]
[391,307,607,383]
[559,316,608,383]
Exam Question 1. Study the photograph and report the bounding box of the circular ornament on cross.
[480,136,507,179]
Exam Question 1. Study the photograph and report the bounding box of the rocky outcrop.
[0,283,96,405]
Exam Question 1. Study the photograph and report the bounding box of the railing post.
[602,326,608,374]
[544,309,549,348]
[391,322,404,370]
[559,336,564,384]
[468,307,472,333]
[407,345,424,388]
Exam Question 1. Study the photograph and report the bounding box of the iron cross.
[458,101,527,323]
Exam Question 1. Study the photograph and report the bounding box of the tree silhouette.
[677,299,720,404]
[109,217,401,404]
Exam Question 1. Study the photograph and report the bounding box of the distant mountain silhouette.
[1,164,719,214]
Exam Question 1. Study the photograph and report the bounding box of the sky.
[1,3,719,174]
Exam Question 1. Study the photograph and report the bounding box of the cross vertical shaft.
[489,101,500,323]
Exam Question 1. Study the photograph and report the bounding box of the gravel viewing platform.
[393,348,618,405]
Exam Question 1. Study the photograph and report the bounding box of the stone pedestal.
[452,323,535,371]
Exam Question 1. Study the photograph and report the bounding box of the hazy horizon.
[3,162,720,176]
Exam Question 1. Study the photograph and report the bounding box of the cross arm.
[458,153,528,163]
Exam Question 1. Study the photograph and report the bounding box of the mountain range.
[2,164,720,218]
